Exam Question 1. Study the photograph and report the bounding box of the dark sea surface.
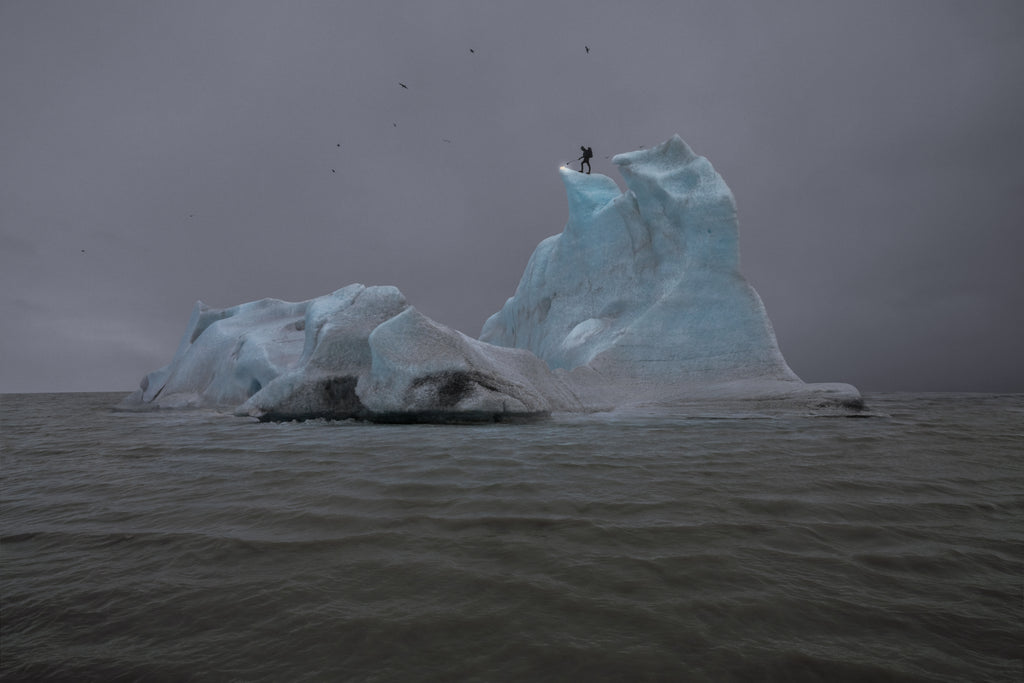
[1,392,1021,682]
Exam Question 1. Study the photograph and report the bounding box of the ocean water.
[1,392,1021,682]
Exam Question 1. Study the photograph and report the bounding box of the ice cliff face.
[121,135,862,420]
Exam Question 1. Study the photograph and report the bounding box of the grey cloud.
[2,0,1022,392]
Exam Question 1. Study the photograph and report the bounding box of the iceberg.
[122,284,582,422]
[120,135,863,420]
[481,135,861,411]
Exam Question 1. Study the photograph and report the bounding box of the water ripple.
[1,392,1021,682]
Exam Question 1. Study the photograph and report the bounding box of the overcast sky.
[2,0,1022,394]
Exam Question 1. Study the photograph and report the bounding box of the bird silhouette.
[469,48,475,54]
[585,45,590,53]
[399,82,408,89]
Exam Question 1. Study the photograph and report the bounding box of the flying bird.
[585,45,590,53]
[399,82,408,89]
[469,48,475,54]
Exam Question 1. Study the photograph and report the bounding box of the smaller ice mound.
[346,307,581,422]
[125,295,312,410]
[120,284,581,421]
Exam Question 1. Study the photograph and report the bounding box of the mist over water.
[2,392,1022,682]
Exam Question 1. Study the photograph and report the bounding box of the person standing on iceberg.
[578,146,593,174]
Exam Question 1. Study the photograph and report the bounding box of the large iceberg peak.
[481,134,800,391]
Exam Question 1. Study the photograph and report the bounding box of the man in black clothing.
[578,146,593,174]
